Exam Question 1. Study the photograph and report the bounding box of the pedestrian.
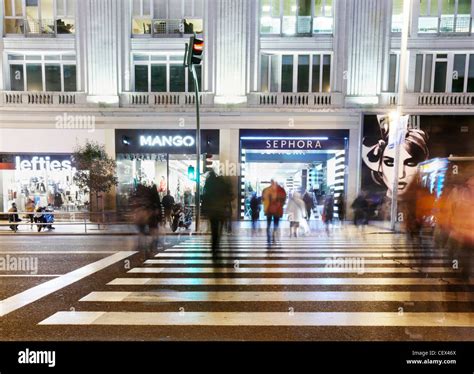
[25,198,35,229]
[8,202,21,232]
[161,190,175,228]
[335,194,345,224]
[262,179,287,247]
[352,191,369,228]
[202,171,232,252]
[303,189,315,221]
[249,192,261,236]
[322,194,334,235]
[286,192,307,237]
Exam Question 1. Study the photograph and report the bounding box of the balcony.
[402,93,474,108]
[1,91,86,106]
[248,92,343,108]
[120,92,214,107]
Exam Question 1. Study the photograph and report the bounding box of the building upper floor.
[0,0,473,112]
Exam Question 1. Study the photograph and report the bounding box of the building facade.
[0,0,473,219]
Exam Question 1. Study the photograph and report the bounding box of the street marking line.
[145,259,449,265]
[0,251,137,317]
[107,277,466,286]
[155,253,449,258]
[80,291,474,303]
[127,267,456,274]
[0,251,118,254]
[39,311,474,327]
[0,274,61,278]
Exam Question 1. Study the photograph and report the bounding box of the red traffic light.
[186,36,204,66]
[192,40,204,52]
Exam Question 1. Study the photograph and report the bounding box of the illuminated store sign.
[15,156,72,171]
[139,135,195,148]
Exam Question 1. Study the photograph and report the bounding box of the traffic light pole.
[191,64,201,233]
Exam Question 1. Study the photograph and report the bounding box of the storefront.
[239,129,349,220]
[0,153,89,212]
[115,129,219,209]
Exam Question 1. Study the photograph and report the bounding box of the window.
[260,53,331,92]
[391,0,403,33]
[132,0,204,36]
[132,54,201,92]
[419,0,472,34]
[387,54,399,92]
[414,52,474,93]
[7,53,77,92]
[260,0,333,36]
[3,0,75,35]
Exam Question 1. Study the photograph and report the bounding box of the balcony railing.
[120,92,214,107]
[248,92,342,107]
[415,93,474,106]
[1,91,86,106]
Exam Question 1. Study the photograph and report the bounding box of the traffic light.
[187,165,196,181]
[186,36,204,66]
[204,153,213,173]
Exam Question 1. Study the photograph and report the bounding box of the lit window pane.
[297,55,309,92]
[10,65,24,91]
[391,0,403,32]
[281,55,293,92]
[440,15,455,32]
[26,64,43,91]
[63,65,76,91]
[322,54,331,92]
[441,0,455,14]
[15,0,23,16]
[4,19,24,34]
[56,18,75,34]
[452,55,466,93]
[134,65,149,92]
[455,14,471,32]
[169,65,185,92]
[132,18,151,34]
[282,0,296,35]
[297,0,312,34]
[45,64,61,91]
[25,0,40,34]
[313,17,333,33]
[418,16,438,33]
[41,0,54,34]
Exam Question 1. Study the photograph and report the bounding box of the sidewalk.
[0,219,393,236]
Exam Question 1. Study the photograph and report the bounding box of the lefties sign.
[15,156,72,171]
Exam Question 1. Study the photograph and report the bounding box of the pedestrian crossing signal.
[186,36,204,66]
[187,165,196,181]
[204,153,213,173]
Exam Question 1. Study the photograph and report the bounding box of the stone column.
[80,0,120,105]
[212,0,249,103]
[345,0,391,99]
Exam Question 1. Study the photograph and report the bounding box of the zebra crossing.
[39,231,474,330]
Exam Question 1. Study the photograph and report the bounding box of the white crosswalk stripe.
[39,233,474,328]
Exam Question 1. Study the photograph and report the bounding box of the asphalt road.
[0,230,473,342]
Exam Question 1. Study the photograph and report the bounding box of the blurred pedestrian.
[250,192,261,236]
[287,192,307,237]
[322,194,334,235]
[25,198,35,229]
[302,190,315,222]
[262,179,287,247]
[8,202,21,232]
[161,190,175,228]
[202,171,232,252]
[352,191,369,228]
[335,194,345,224]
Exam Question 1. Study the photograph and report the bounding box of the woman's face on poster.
[381,145,419,198]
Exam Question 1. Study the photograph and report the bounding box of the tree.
[72,141,118,219]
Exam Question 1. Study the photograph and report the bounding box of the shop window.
[8,53,77,92]
[419,0,472,34]
[3,0,75,36]
[132,0,203,37]
[260,53,331,92]
[132,54,200,93]
[260,0,333,36]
